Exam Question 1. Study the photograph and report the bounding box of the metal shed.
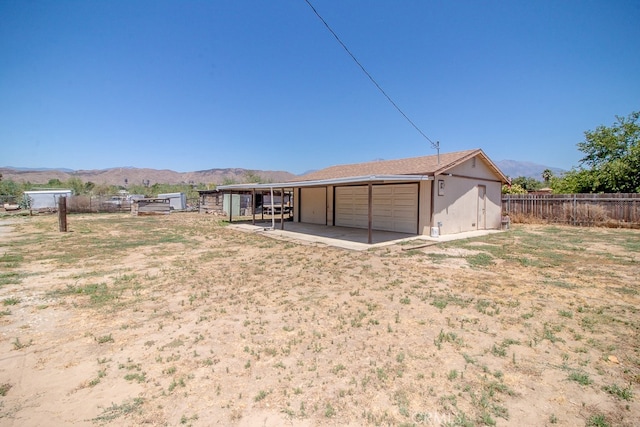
[157,192,187,211]
[24,189,73,210]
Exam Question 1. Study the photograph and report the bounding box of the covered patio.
[226,220,502,251]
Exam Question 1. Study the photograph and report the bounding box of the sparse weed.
[568,370,592,386]
[602,383,633,401]
[92,398,144,422]
[3,297,20,306]
[0,383,12,396]
[254,390,269,402]
[96,334,114,344]
[12,337,33,350]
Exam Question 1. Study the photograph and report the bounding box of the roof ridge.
[302,149,480,174]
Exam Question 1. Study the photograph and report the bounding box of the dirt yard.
[0,213,638,426]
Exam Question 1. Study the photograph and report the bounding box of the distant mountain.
[2,166,75,173]
[2,160,567,186]
[0,166,296,187]
[299,169,318,176]
[495,160,566,180]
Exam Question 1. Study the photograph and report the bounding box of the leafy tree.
[126,183,149,197]
[92,183,117,196]
[243,171,264,184]
[510,176,542,192]
[502,183,527,194]
[47,178,63,187]
[549,171,585,193]
[555,111,640,193]
[541,169,553,184]
[0,179,22,199]
[66,177,85,195]
[221,177,237,186]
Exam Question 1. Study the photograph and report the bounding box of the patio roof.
[217,174,433,191]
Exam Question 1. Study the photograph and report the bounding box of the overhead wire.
[303,0,439,151]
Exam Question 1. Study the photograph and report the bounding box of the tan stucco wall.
[418,180,432,235]
[432,157,503,234]
[447,156,499,180]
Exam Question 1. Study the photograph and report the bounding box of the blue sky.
[1,0,639,175]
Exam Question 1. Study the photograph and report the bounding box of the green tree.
[92,183,117,196]
[0,179,22,199]
[221,177,237,186]
[511,176,542,191]
[502,183,527,194]
[243,171,264,184]
[556,111,640,193]
[541,169,553,184]
[66,177,85,195]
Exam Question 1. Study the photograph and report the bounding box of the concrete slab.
[227,221,504,251]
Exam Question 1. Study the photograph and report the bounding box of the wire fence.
[66,196,133,213]
[502,194,640,227]
[1,195,201,214]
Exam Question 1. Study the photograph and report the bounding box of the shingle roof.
[294,149,507,182]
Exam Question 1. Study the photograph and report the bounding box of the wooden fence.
[502,194,640,227]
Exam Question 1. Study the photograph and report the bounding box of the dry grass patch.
[0,213,638,426]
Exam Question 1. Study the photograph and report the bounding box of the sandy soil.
[0,213,638,426]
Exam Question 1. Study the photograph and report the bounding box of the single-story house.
[217,149,509,242]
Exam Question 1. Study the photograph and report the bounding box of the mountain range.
[0,167,296,187]
[494,160,566,180]
[1,160,565,187]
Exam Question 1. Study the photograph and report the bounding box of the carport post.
[229,192,232,223]
[280,188,285,230]
[252,188,256,225]
[367,182,373,244]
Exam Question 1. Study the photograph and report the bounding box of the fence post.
[58,196,68,232]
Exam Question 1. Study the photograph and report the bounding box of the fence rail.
[502,193,640,227]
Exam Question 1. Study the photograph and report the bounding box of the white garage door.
[300,187,327,225]
[335,186,369,229]
[335,184,418,233]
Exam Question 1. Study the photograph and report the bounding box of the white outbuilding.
[24,189,73,210]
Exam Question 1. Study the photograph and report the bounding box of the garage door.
[335,184,418,233]
[300,187,327,224]
[335,186,369,229]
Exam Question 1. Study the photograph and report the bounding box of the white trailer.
[157,192,187,211]
[24,189,73,210]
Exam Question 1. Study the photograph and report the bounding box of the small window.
[472,158,476,168]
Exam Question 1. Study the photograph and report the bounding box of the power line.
[303,0,439,151]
